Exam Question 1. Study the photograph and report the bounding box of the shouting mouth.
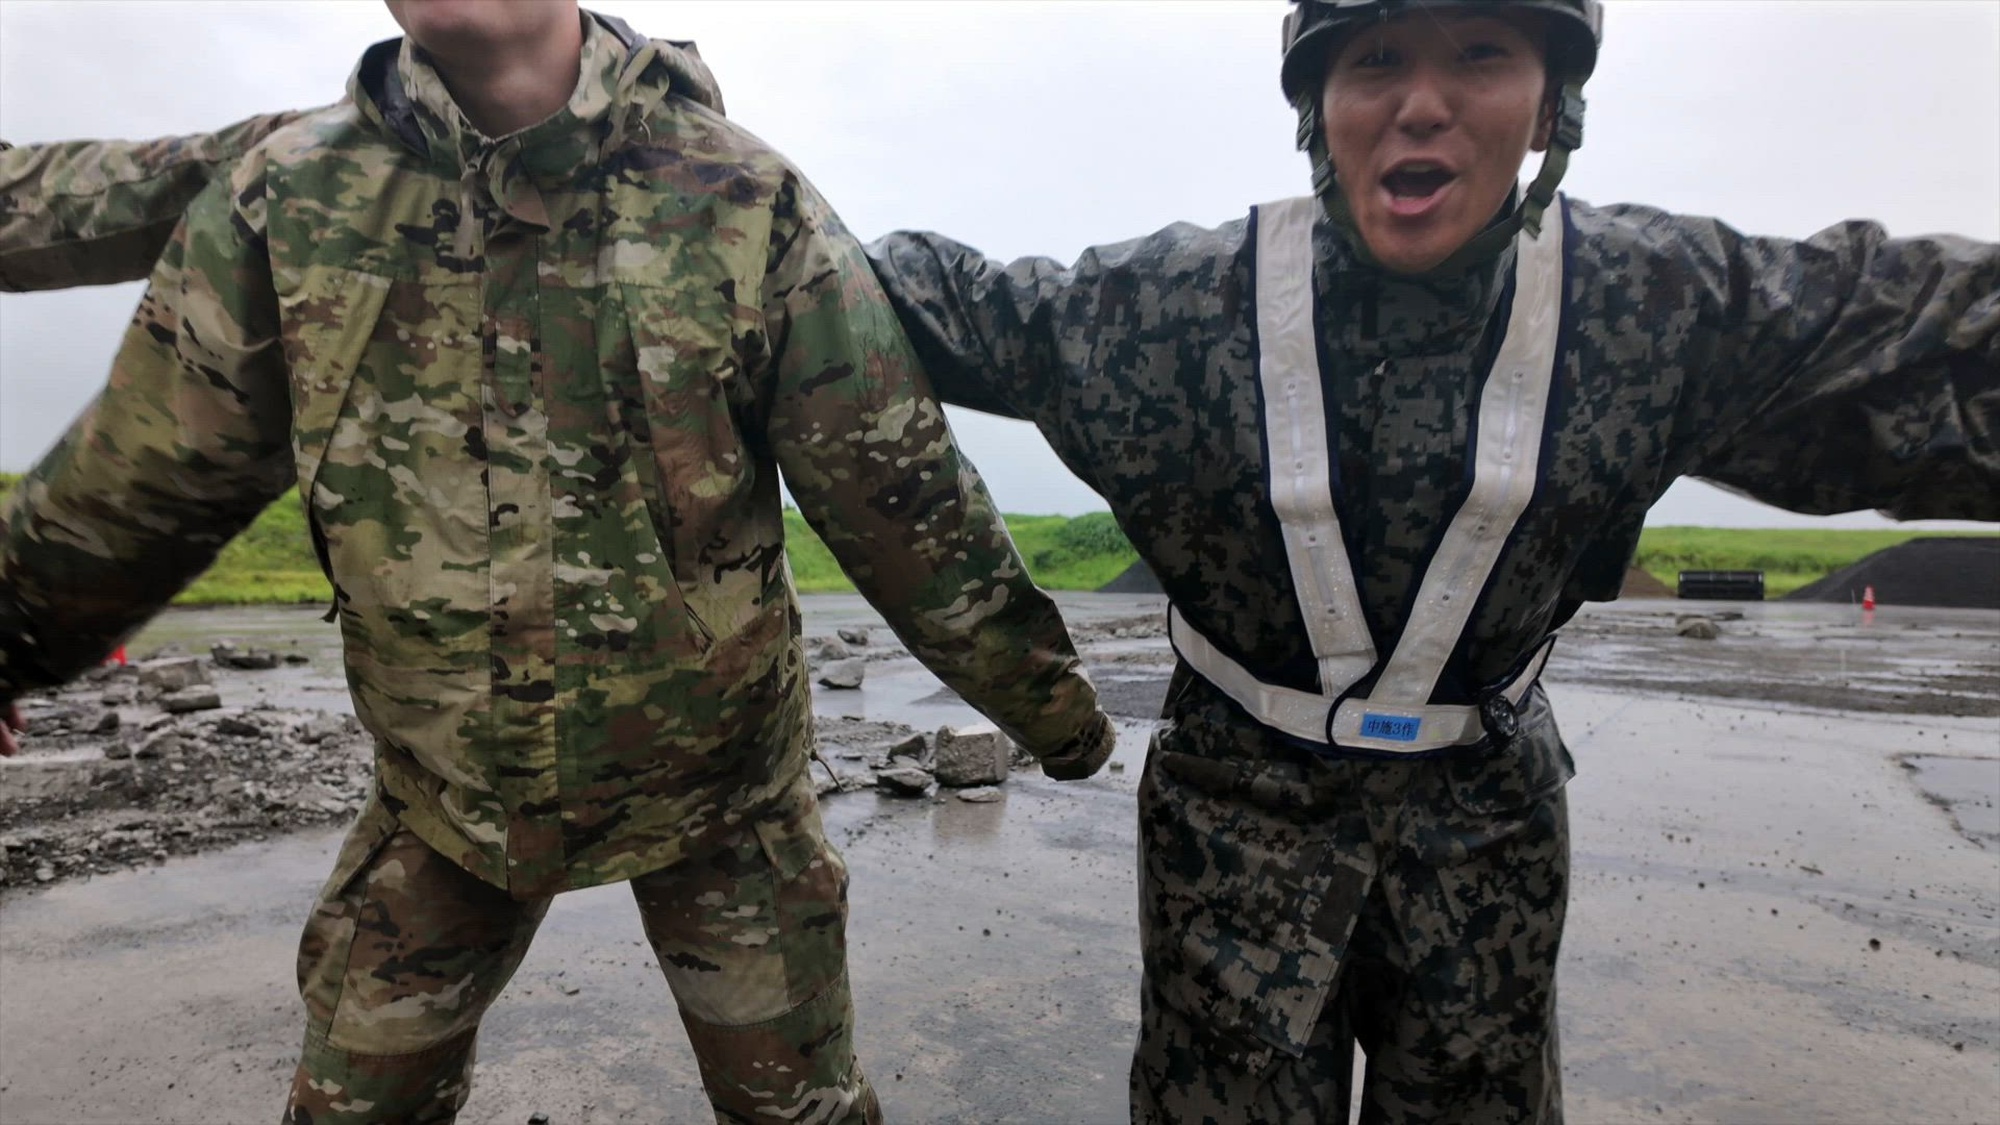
[1380,161,1458,218]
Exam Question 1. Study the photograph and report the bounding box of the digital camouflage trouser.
[284,792,879,1125]
[1133,685,1573,1124]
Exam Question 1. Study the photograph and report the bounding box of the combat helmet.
[1280,0,1603,274]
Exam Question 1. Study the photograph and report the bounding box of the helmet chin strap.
[1300,79,1586,279]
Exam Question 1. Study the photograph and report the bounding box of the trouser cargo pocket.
[1137,738,1374,1068]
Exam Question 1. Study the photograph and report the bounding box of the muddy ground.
[2,594,1996,1123]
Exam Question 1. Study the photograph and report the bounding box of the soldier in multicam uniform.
[4,2,1999,1123]
[0,2,1113,1123]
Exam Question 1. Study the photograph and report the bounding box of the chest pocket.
[281,269,491,671]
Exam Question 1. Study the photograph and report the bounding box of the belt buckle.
[1478,694,1520,745]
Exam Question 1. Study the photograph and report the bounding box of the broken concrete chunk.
[934,724,1012,788]
[161,688,223,714]
[837,628,871,646]
[297,714,356,745]
[817,659,867,690]
[1675,616,1721,640]
[91,710,121,735]
[19,701,88,733]
[138,657,210,693]
[955,786,1004,804]
[876,767,934,796]
[211,642,281,670]
[212,712,265,739]
[814,637,853,662]
[885,733,929,762]
[134,732,183,760]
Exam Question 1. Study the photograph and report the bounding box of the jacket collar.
[1312,214,1514,363]
[346,10,725,231]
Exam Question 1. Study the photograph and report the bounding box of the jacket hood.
[342,10,724,256]
[346,10,724,173]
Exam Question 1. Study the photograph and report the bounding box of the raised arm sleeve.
[0,157,295,703]
[861,231,1074,424]
[762,179,1108,767]
[1658,212,2000,521]
[0,111,304,291]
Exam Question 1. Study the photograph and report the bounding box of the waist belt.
[1169,606,1553,753]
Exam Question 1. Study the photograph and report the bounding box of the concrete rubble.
[816,658,868,690]
[875,767,935,797]
[212,641,282,670]
[1676,615,1723,640]
[0,653,372,889]
[934,724,1012,787]
[137,656,209,694]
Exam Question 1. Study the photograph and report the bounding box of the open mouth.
[1381,163,1456,201]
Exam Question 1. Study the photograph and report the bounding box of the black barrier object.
[1677,570,1765,601]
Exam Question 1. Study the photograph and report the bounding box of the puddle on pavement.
[1901,754,2000,847]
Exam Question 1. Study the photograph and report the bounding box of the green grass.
[1634,526,2000,598]
[781,508,1140,592]
[3,469,1987,604]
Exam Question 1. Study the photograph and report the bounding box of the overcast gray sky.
[2,0,1996,530]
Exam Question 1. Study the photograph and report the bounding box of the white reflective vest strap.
[1167,605,1332,744]
[1253,195,1376,691]
[1168,196,1567,754]
[1170,605,1554,752]
[1366,207,1566,708]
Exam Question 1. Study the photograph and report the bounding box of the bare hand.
[1,704,22,758]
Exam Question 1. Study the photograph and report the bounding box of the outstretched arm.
[1655,210,2000,520]
[0,155,295,711]
[866,223,1222,504]
[0,111,304,291]
[862,231,1066,423]
[766,179,1112,777]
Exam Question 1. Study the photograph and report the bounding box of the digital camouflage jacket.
[0,13,1106,898]
[864,199,1999,773]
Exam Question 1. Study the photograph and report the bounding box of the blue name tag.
[1360,713,1422,742]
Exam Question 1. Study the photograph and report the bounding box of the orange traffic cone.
[1861,586,1877,612]
[108,645,127,666]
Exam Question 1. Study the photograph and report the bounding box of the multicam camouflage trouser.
[284,793,879,1125]
[1132,686,1573,1125]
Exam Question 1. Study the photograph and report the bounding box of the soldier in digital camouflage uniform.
[5,3,1998,1124]
[864,3,1998,1120]
[0,3,1112,1122]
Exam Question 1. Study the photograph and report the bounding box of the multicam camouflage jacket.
[0,113,298,291]
[0,12,1106,898]
[865,199,1999,769]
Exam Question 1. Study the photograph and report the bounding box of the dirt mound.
[1098,559,1163,594]
[1619,566,1674,599]
[1786,537,2000,609]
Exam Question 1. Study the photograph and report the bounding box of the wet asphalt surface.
[1,595,1995,1124]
